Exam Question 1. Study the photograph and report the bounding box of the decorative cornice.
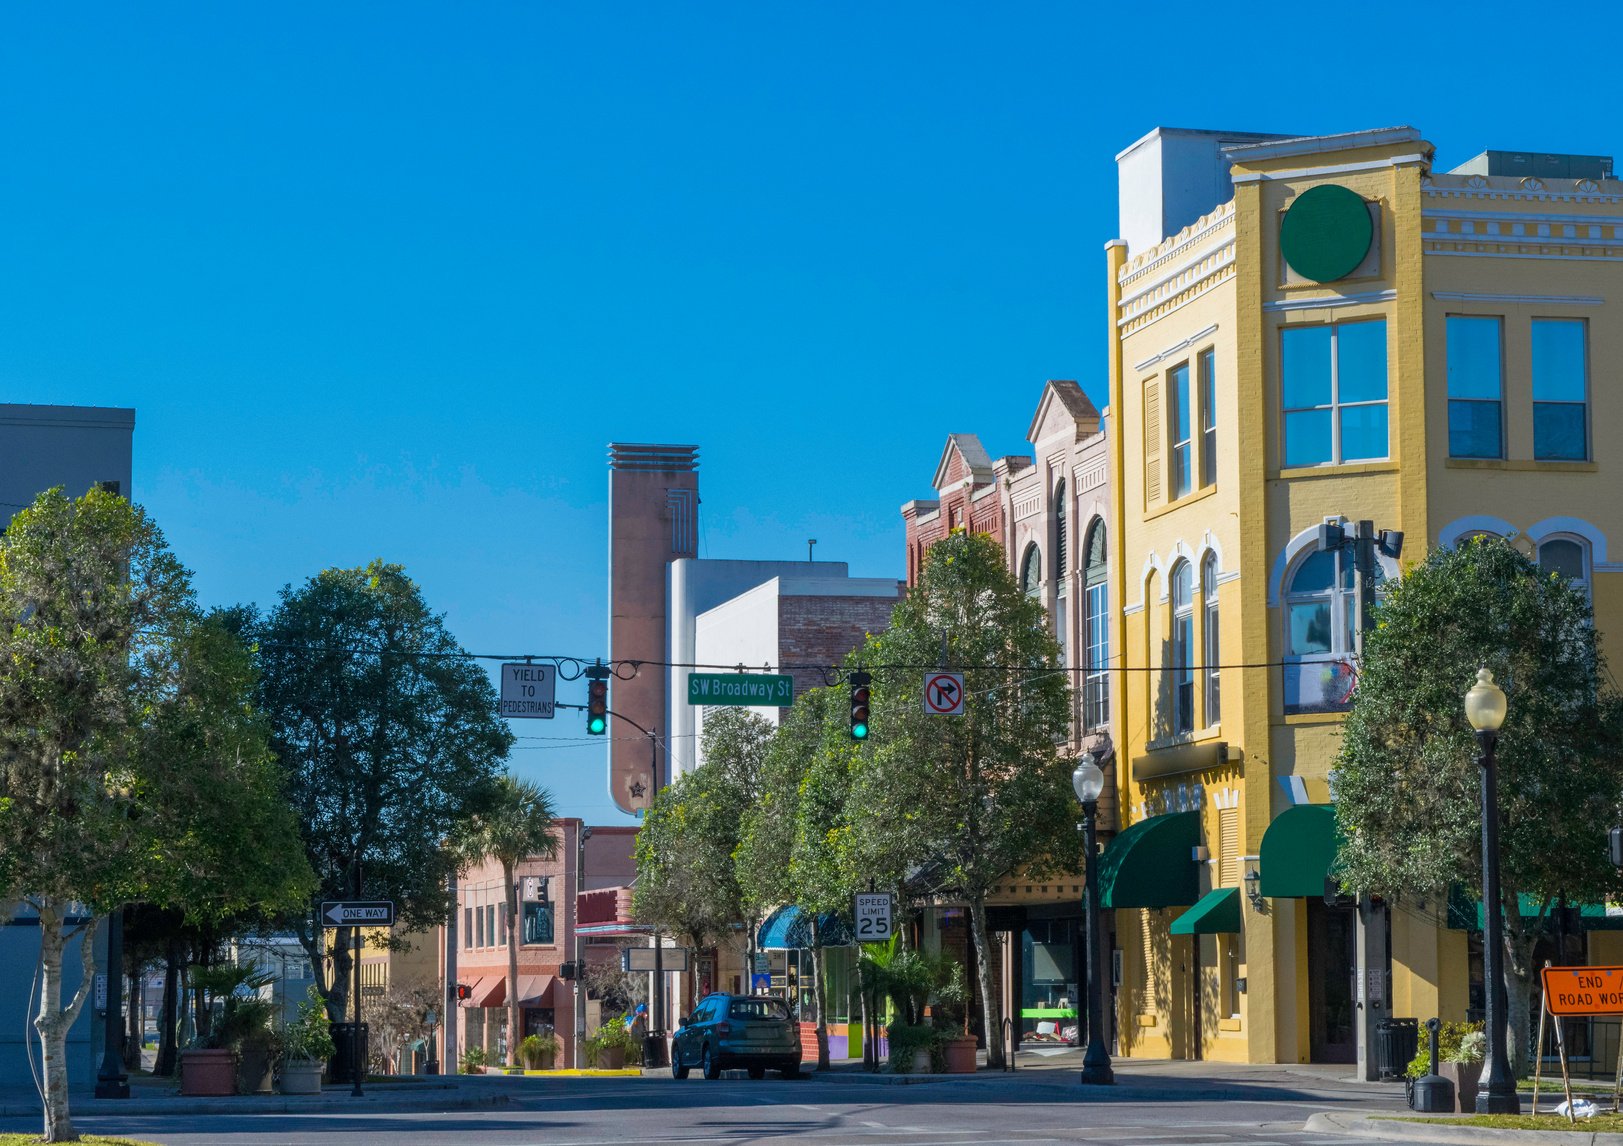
[1431,291,1603,306]
[1118,247,1236,334]
[1229,153,1429,185]
[1119,201,1236,287]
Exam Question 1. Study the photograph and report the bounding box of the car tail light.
[716,1022,732,1036]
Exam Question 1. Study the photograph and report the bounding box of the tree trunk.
[505,861,521,1065]
[124,967,143,1071]
[328,936,353,1026]
[810,919,829,1071]
[968,896,1003,1070]
[33,901,98,1143]
[154,939,179,1076]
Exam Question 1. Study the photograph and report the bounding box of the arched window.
[1539,536,1590,601]
[1171,561,1194,734]
[1054,480,1068,582]
[1283,547,1357,713]
[1083,522,1109,730]
[1202,552,1221,726]
[1021,544,1042,597]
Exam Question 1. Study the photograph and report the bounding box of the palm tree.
[461,774,560,1065]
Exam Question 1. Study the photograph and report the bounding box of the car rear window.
[729,998,791,1021]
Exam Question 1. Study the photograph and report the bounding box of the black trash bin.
[1375,1017,1418,1080]
[328,1022,371,1084]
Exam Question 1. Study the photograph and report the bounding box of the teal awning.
[1258,804,1343,898]
[1170,887,1242,936]
[757,905,853,949]
[1446,888,1623,931]
[1098,811,1199,910]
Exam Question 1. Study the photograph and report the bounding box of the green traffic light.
[852,722,868,740]
[588,716,607,735]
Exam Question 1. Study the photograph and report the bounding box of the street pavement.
[0,1052,1424,1145]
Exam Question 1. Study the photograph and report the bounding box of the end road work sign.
[687,672,793,707]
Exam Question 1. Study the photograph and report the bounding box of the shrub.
[1405,1020,1485,1076]
[459,1046,488,1074]
[519,1030,561,1069]
[282,987,336,1062]
[885,1023,937,1074]
[584,1022,639,1067]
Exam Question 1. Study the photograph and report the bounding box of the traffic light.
[849,671,872,741]
[455,983,472,1001]
[585,664,609,735]
[559,960,580,981]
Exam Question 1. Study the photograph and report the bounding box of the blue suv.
[671,993,802,1080]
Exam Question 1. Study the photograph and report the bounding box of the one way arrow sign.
[321,900,396,927]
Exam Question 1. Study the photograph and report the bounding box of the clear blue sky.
[1,2,1610,824]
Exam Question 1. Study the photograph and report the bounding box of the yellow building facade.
[1101,127,1623,1068]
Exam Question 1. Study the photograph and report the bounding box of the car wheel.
[702,1044,721,1080]
[747,1065,765,1079]
[780,1062,801,1079]
[671,1052,689,1080]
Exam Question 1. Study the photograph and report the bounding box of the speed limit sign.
[853,893,894,943]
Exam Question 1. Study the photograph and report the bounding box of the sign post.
[500,663,556,719]
[322,900,395,1097]
[853,893,894,943]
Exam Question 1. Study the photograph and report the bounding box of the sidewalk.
[1308,1109,1623,1145]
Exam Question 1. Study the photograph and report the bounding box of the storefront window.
[1020,918,1079,1039]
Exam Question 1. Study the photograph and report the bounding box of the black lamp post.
[1465,667,1519,1114]
[1072,754,1114,1085]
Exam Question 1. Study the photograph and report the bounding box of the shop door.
[1307,899,1356,1063]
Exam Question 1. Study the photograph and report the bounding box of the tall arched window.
[1202,552,1221,726]
[1539,536,1590,601]
[1171,561,1194,734]
[1021,544,1042,598]
[1283,547,1357,713]
[1083,522,1109,730]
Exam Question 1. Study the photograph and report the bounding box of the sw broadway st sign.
[687,672,793,707]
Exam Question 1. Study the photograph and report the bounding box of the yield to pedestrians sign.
[500,663,556,719]
[923,672,965,715]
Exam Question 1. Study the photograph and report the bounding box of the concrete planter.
[236,1041,276,1094]
[595,1046,626,1070]
[179,1048,237,1096]
[1439,1062,1482,1112]
[278,1061,324,1095]
[942,1036,978,1074]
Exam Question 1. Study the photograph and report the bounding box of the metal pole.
[1080,799,1114,1085]
[1476,728,1519,1113]
[352,861,365,1098]
[94,908,130,1098]
[440,869,456,1076]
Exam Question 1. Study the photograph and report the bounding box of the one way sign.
[322,900,396,928]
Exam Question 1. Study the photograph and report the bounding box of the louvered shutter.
[1144,379,1163,507]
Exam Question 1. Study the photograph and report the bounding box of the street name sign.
[923,672,965,715]
[686,672,794,707]
[322,900,396,927]
[500,663,556,719]
[622,946,692,973]
[853,893,894,942]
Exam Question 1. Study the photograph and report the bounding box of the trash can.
[328,1022,370,1084]
[1375,1017,1418,1080]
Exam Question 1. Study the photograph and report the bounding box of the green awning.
[1098,810,1199,909]
[1446,888,1623,931]
[1258,804,1342,898]
[1170,887,1241,936]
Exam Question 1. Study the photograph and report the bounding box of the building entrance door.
[1307,899,1356,1063]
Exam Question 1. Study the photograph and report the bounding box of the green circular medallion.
[1280,184,1372,283]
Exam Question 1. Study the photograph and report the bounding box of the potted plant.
[458,1046,488,1074]
[885,1022,936,1074]
[180,964,276,1096]
[279,987,335,1095]
[1440,1026,1486,1113]
[519,1029,561,1072]
[585,1022,639,1069]
[933,963,978,1074]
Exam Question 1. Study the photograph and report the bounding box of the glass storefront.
[1020,917,1079,1040]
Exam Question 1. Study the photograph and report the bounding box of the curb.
[0,1086,512,1121]
[1305,1110,1623,1144]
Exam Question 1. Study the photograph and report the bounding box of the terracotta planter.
[1440,1062,1482,1112]
[595,1046,626,1070]
[180,1048,238,1096]
[942,1036,978,1074]
[279,1061,324,1095]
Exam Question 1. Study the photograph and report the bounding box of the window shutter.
[1144,379,1163,506]
[1219,807,1239,888]
[1140,911,1159,1013]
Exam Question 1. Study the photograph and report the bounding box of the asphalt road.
[1,1064,1413,1146]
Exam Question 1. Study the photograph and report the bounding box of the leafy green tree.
[634,709,771,999]
[846,529,1077,1068]
[459,774,559,1065]
[252,559,512,1020]
[1334,537,1623,1070]
[0,489,309,1142]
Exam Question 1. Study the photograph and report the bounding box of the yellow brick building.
[1100,126,1623,1069]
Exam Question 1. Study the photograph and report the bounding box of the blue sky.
[1,2,1611,823]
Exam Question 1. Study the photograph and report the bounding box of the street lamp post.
[1465,667,1519,1115]
[1072,754,1114,1086]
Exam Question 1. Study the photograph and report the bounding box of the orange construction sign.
[1541,965,1623,1017]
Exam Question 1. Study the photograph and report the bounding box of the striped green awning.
[1098,811,1199,910]
[1258,804,1343,898]
[1170,887,1241,936]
